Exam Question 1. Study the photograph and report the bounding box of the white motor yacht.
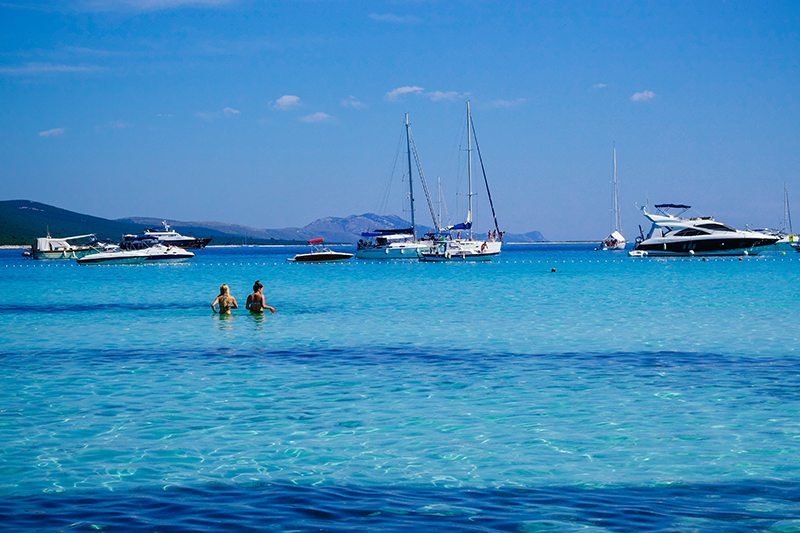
[632,204,778,256]
[122,220,211,249]
[77,243,194,264]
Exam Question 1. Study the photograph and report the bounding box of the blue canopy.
[655,203,691,209]
[445,222,472,231]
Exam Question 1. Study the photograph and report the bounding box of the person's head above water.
[253,280,263,292]
[219,284,230,296]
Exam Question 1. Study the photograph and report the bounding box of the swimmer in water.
[246,280,276,315]
[211,283,238,314]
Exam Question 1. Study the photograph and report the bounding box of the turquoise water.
[1,245,800,529]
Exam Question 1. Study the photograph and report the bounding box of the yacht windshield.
[697,223,735,232]
[674,228,711,236]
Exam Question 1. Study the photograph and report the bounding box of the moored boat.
[289,238,353,262]
[77,243,194,264]
[122,220,211,249]
[31,233,102,260]
[632,204,778,256]
[419,101,503,262]
[599,146,626,250]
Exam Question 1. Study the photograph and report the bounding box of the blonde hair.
[219,284,230,296]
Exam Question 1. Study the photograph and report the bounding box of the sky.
[1,0,799,240]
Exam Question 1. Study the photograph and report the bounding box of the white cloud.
[426,90,466,102]
[39,128,65,138]
[273,94,301,111]
[369,12,419,24]
[300,112,333,123]
[487,98,527,109]
[592,83,608,89]
[76,0,235,11]
[630,90,656,102]
[194,107,241,120]
[0,62,102,75]
[385,85,424,101]
[340,95,365,109]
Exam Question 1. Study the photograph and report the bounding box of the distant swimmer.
[211,283,239,314]
[246,280,276,315]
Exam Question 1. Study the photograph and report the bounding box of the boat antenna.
[470,107,500,235]
[405,113,416,238]
[466,100,474,240]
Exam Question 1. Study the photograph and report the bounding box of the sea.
[1,244,799,531]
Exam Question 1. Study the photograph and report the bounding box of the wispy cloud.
[75,0,236,12]
[0,62,103,75]
[194,107,241,120]
[109,120,130,128]
[385,85,424,101]
[630,90,656,102]
[487,98,527,109]
[340,95,365,109]
[39,128,65,138]
[592,83,608,89]
[369,12,419,24]
[273,94,301,111]
[426,90,467,102]
[300,112,333,123]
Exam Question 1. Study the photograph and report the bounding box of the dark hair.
[253,280,263,291]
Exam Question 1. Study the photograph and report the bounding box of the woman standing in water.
[211,284,239,314]
[246,280,276,314]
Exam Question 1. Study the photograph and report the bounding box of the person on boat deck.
[246,280,276,315]
[211,284,238,315]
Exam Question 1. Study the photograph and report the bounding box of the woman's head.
[253,280,263,292]
[219,284,229,296]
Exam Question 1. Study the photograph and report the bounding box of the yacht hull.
[636,236,777,256]
[289,252,353,262]
[77,246,194,265]
[419,240,502,262]
[32,248,95,260]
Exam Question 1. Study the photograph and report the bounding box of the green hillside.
[0,200,302,245]
[0,200,144,244]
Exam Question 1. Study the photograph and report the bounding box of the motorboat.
[122,220,211,249]
[355,113,437,260]
[632,204,779,256]
[288,238,353,262]
[419,101,503,262]
[599,146,626,250]
[31,233,102,260]
[77,243,194,264]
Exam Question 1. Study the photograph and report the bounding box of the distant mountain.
[0,200,545,245]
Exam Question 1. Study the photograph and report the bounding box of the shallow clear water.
[1,245,799,530]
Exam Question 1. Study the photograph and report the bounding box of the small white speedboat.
[288,238,353,262]
[77,243,194,265]
[628,250,648,257]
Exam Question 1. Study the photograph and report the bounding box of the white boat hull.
[419,240,502,262]
[355,242,431,259]
[77,245,194,265]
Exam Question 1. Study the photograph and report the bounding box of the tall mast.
[785,183,793,234]
[612,144,621,233]
[466,100,474,240]
[405,113,416,238]
[437,176,442,226]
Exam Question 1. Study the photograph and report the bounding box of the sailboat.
[356,113,438,259]
[599,145,626,250]
[419,101,502,262]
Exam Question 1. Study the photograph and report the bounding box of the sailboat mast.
[405,113,416,238]
[437,176,442,226]
[466,100,474,240]
[612,145,621,233]
[785,183,793,234]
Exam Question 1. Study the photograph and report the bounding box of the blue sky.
[1,0,798,239]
